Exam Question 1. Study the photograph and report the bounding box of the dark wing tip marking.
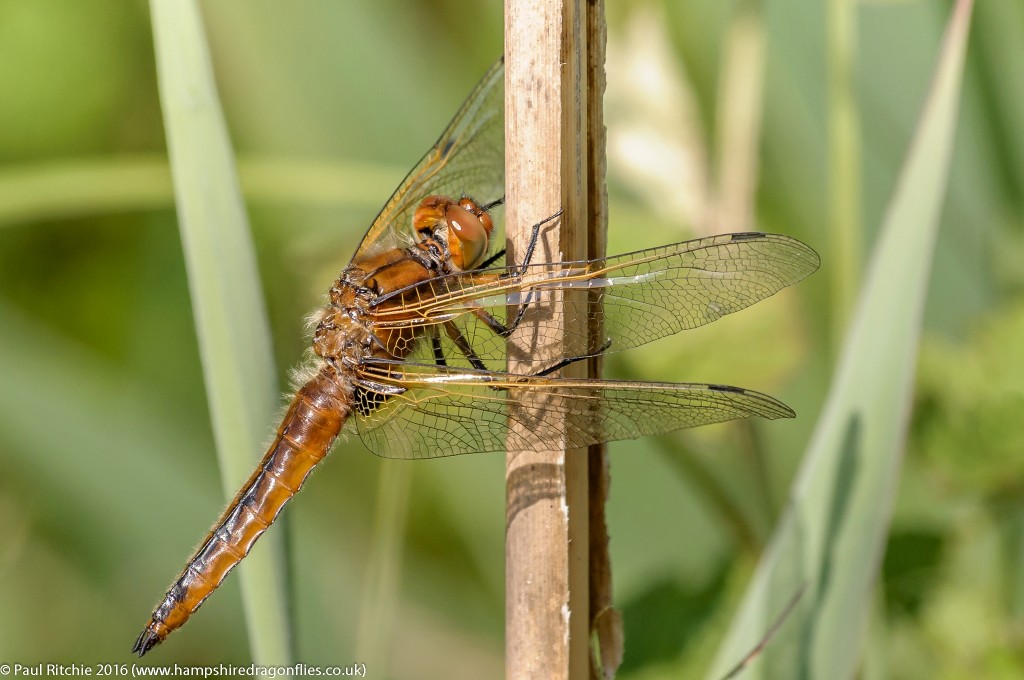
[439,138,456,159]
[707,383,796,419]
[727,231,821,274]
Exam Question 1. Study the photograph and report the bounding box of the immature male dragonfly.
[133,57,819,656]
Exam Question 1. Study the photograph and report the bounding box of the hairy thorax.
[312,247,439,367]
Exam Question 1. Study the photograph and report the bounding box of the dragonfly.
[133,57,819,656]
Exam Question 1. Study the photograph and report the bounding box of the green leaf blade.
[707,1,976,677]
[148,0,290,663]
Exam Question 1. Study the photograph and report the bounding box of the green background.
[0,0,1020,677]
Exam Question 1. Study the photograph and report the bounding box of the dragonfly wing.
[353,58,505,258]
[351,364,794,459]
[370,232,820,370]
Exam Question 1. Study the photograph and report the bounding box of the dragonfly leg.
[476,208,561,273]
[506,210,563,277]
[470,305,518,338]
[443,321,489,371]
[467,286,544,341]
[430,335,447,367]
[427,321,490,372]
[478,248,506,269]
[470,210,566,338]
[531,338,613,377]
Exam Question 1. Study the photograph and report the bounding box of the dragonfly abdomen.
[133,367,352,656]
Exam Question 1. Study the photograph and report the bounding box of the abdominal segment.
[133,368,352,656]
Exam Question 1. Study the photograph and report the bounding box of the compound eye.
[447,203,489,268]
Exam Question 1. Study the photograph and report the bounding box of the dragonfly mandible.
[133,57,819,656]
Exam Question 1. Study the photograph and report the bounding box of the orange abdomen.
[133,368,351,656]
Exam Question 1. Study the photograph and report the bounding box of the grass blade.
[149,0,290,663]
[827,0,862,345]
[0,155,397,229]
[706,0,976,677]
[354,463,413,674]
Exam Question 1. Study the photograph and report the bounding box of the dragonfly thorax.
[312,309,373,363]
[315,249,438,365]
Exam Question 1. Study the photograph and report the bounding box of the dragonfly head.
[413,195,494,270]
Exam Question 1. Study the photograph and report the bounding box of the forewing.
[350,362,794,459]
[353,58,505,258]
[370,232,820,370]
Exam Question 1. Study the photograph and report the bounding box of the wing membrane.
[371,232,820,370]
[353,58,505,258]
[351,362,794,459]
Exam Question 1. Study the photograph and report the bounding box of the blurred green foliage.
[0,0,1020,677]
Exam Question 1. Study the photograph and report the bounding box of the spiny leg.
[491,210,566,337]
[428,321,490,373]
[478,208,562,271]
[443,321,489,371]
[436,209,585,380]
[436,319,608,386]
[430,334,447,368]
[479,248,506,269]
[510,210,563,277]
[531,338,613,378]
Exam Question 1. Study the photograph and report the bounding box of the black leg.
[477,210,561,275]
[479,248,506,269]
[431,335,447,367]
[452,210,564,363]
[478,210,564,337]
[486,340,613,395]
[505,210,563,278]
[443,321,489,371]
[466,297,542,340]
[531,338,613,377]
